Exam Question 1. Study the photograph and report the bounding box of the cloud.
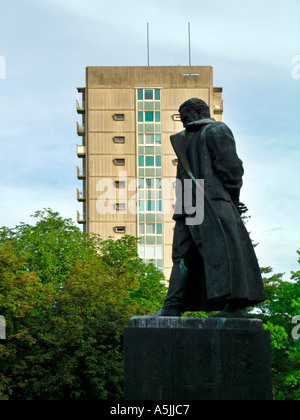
[0,0,299,279]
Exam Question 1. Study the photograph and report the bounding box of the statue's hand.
[237,202,248,215]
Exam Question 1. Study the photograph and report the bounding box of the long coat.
[170,118,266,311]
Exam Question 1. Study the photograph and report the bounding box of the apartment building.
[76,66,223,278]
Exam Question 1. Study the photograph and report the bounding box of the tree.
[257,255,300,400]
[0,210,167,400]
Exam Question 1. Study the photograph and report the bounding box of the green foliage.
[257,255,300,400]
[0,209,167,400]
[0,209,95,284]
[1,209,299,400]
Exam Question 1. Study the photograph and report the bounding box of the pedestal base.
[124,317,273,400]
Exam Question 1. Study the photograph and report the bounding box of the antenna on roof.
[188,22,192,66]
[147,23,150,66]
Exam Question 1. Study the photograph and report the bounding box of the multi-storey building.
[76,66,223,278]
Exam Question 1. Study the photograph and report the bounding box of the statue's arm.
[206,122,244,206]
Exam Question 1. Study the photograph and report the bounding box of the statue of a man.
[157,98,266,318]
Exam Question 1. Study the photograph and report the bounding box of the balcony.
[77,211,86,224]
[213,101,224,114]
[76,122,85,136]
[76,145,86,158]
[77,166,86,179]
[77,188,86,202]
[76,99,85,114]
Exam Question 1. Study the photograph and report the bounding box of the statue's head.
[179,98,211,127]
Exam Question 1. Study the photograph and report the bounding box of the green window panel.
[139,201,145,212]
[155,89,160,100]
[143,124,155,133]
[138,134,144,145]
[138,156,144,166]
[145,146,155,154]
[155,112,161,122]
[145,168,155,176]
[155,134,161,144]
[138,111,144,122]
[146,237,156,245]
[145,111,154,122]
[145,101,154,110]
[145,178,153,189]
[146,214,156,222]
[145,89,154,100]
[145,134,154,144]
[147,201,155,211]
[157,259,163,268]
[157,223,162,235]
[139,223,145,234]
[146,224,156,234]
[156,156,161,167]
[145,156,154,167]
[137,89,143,100]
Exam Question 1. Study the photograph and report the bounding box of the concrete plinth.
[124,317,273,400]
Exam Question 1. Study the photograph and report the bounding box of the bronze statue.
[157,98,266,318]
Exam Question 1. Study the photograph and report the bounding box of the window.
[115,203,126,211]
[137,89,161,101]
[145,156,154,167]
[138,178,161,190]
[138,245,163,261]
[113,158,125,166]
[113,114,125,121]
[138,156,161,168]
[138,111,160,123]
[114,180,126,188]
[114,226,126,233]
[145,111,154,122]
[138,133,161,145]
[139,223,162,235]
[138,200,162,213]
[113,136,125,143]
[145,89,153,100]
[173,114,181,121]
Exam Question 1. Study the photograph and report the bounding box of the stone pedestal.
[124,317,273,400]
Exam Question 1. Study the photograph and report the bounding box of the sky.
[0,0,299,279]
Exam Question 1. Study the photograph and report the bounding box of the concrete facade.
[76,66,223,278]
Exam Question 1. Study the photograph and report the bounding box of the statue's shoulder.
[170,129,186,140]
